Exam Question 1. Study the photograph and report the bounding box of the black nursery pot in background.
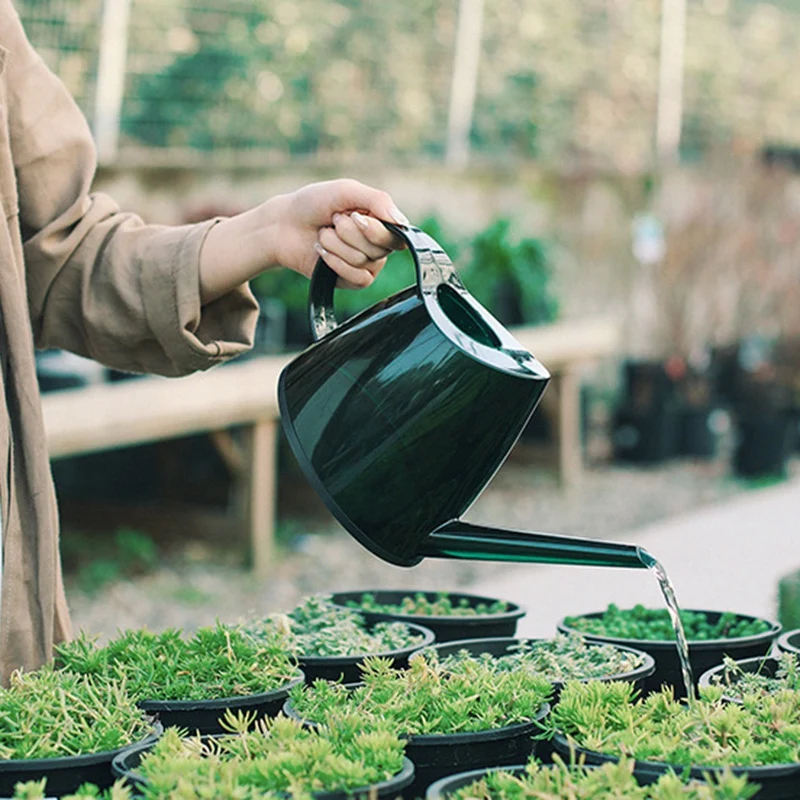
[733,413,796,479]
[327,591,526,643]
[557,610,781,699]
[298,622,435,684]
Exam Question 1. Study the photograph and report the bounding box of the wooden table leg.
[241,420,278,577]
[555,367,583,489]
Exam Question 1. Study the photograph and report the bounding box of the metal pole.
[94,0,132,165]
[656,0,687,163]
[446,0,484,168]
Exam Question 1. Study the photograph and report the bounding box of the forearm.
[198,194,289,306]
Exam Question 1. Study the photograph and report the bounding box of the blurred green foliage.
[61,526,159,595]
[18,0,800,167]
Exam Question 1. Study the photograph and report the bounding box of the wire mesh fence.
[14,0,800,169]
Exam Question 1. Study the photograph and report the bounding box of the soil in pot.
[112,714,414,799]
[424,756,758,799]
[0,667,160,798]
[327,589,525,642]
[54,624,304,735]
[285,652,552,799]
[241,594,436,684]
[558,604,780,699]
[547,679,800,799]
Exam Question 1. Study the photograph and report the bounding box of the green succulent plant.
[0,666,152,760]
[12,780,133,799]
[445,754,758,799]
[130,710,406,799]
[289,652,552,735]
[546,679,800,769]
[343,590,509,617]
[705,652,800,701]
[54,622,299,702]
[563,604,772,641]
[243,594,427,658]
[439,632,647,682]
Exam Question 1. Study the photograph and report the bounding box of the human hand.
[199,178,409,304]
[272,178,408,289]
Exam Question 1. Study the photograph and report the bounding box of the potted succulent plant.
[558,603,780,698]
[241,594,435,684]
[425,754,758,799]
[419,632,654,765]
[9,779,132,799]
[546,679,800,799]
[285,652,551,799]
[698,651,798,702]
[0,666,158,797]
[112,711,414,799]
[327,589,525,642]
[54,623,304,735]
[420,632,655,702]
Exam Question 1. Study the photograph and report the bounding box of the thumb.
[331,179,410,226]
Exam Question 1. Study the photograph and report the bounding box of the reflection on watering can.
[278,222,649,571]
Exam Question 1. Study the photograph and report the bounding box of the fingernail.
[351,211,370,230]
[332,212,342,225]
[389,205,410,226]
[314,242,328,258]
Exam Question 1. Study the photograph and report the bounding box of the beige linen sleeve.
[4,3,258,377]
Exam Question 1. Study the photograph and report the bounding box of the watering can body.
[279,222,649,571]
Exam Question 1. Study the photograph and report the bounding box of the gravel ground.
[64,445,800,641]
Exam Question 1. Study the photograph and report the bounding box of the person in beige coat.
[0,0,407,682]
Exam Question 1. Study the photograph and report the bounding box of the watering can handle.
[308,220,410,341]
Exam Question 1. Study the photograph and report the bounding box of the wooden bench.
[41,317,620,576]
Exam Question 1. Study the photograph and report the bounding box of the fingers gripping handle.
[308,220,408,342]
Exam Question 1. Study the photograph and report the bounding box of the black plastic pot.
[677,405,723,459]
[283,694,548,800]
[298,621,435,684]
[777,628,800,656]
[698,655,781,702]
[137,672,305,735]
[415,636,656,702]
[551,734,800,799]
[112,734,415,799]
[418,636,653,766]
[399,704,549,800]
[611,404,679,464]
[557,609,781,699]
[327,590,526,643]
[0,725,160,798]
[733,414,796,478]
[425,764,526,800]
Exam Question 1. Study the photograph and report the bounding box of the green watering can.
[278,222,649,571]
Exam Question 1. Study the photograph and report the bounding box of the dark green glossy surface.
[279,221,646,571]
[421,521,650,569]
[279,287,548,566]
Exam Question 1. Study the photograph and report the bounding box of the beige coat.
[0,2,258,680]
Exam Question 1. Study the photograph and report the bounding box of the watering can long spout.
[418,520,653,570]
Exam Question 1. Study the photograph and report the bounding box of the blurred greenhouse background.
[16,0,800,169]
